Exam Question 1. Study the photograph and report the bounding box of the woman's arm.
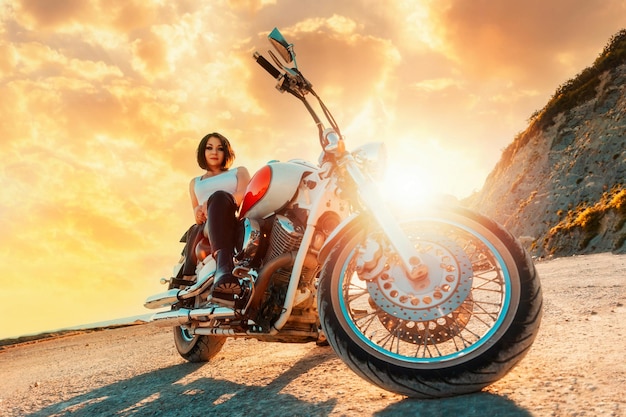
[189,177,206,224]
[232,166,251,206]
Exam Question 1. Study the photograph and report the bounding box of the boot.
[205,191,242,302]
[212,249,241,298]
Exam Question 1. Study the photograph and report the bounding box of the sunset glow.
[1,0,623,339]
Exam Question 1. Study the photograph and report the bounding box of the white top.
[194,169,238,203]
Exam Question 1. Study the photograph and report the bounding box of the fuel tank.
[239,159,318,219]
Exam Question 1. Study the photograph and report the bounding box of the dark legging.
[181,223,204,276]
[205,190,238,255]
[181,191,238,276]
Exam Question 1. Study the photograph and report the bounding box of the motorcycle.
[145,28,543,398]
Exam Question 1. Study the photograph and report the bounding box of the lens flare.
[378,164,437,209]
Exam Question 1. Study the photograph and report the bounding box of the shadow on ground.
[26,348,531,417]
[374,394,532,417]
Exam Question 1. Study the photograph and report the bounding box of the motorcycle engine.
[264,215,303,262]
[236,218,262,264]
[236,214,303,267]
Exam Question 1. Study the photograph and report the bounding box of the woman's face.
[205,136,225,170]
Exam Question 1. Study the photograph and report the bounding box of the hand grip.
[254,52,281,79]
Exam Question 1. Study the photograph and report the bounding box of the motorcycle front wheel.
[318,206,542,398]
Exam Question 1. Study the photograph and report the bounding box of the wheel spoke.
[339,218,513,363]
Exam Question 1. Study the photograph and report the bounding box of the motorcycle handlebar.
[253,52,281,79]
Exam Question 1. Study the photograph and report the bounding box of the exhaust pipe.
[150,309,191,327]
[150,306,236,327]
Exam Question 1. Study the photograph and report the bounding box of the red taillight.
[239,165,271,217]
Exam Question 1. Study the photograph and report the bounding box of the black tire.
[168,268,227,363]
[318,206,542,398]
[172,325,226,363]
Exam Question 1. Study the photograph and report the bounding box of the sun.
[379,163,437,208]
[375,146,464,216]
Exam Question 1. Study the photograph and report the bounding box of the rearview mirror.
[268,27,294,64]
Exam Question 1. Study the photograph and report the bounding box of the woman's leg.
[181,223,204,277]
[205,191,241,299]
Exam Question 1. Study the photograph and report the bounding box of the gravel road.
[1,253,624,416]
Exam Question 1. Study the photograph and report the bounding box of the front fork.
[341,156,428,281]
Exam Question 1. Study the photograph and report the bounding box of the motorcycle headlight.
[351,142,387,181]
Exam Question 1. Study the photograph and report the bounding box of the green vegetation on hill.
[497,29,626,172]
[543,185,626,255]
[531,28,626,131]
[469,29,626,258]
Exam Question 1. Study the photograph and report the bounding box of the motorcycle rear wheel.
[318,206,542,398]
[169,274,226,362]
[172,325,226,362]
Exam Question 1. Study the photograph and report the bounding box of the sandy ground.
[1,252,624,417]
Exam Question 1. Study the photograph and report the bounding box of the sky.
[0,0,624,339]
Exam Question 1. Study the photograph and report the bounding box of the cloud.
[131,31,169,79]
[431,0,626,87]
[15,0,91,30]
[0,0,623,338]
[226,0,278,14]
[411,78,463,93]
[14,0,157,33]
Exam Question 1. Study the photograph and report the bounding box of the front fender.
[318,213,367,265]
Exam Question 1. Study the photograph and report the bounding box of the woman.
[182,132,250,303]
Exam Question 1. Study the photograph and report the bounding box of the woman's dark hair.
[196,132,235,170]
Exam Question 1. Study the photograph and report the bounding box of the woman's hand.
[194,204,207,224]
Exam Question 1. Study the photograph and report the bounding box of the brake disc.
[367,235,473,322]
[375,295,473,344]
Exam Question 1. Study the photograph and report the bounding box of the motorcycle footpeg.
[232,266,251,278]
[169,277,196,288]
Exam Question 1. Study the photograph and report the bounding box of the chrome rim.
[336,217,517,367]
[179,326,195,343]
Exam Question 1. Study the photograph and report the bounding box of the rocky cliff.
[466,30,626,258]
